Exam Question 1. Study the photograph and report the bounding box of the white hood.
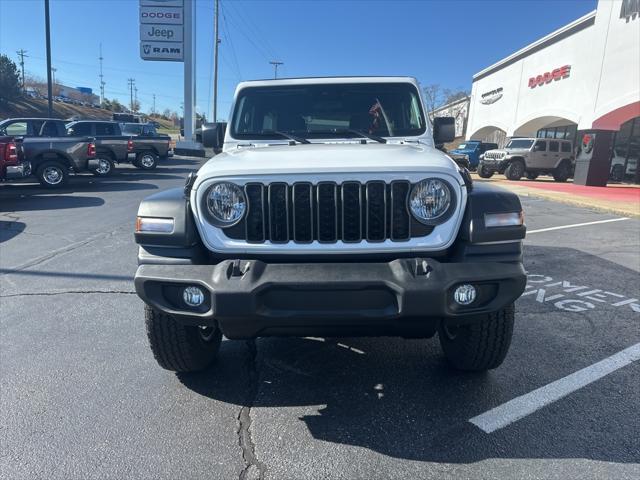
[193,143,461,190]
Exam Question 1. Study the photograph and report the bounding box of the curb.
[487,183,640,218]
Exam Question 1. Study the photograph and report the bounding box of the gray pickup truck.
[67,121,171,174]
[0,118,98,187]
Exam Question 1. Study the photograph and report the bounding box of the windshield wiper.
[333,129,387,144]
[263,130,311,144]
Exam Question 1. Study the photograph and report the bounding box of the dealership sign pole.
[139,0,199,149]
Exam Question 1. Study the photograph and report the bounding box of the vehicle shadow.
[178,244,640,465]
[0,194,105,212]
[0,179,158,196]
[0,220,26,243]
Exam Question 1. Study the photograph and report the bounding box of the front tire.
[136,152,158,170]
[505,160,524,181]
[478,164,494,179]
[438,304,515,372]
[36,161,68,188]
[145,305,222,372]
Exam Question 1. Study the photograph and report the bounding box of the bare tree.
[423,84,447,119]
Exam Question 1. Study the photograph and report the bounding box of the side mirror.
[433,117,455,145]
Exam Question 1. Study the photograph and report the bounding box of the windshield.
[122,124,143,135]
[456,142,479,150]
[231,82,426,140]
[506,139,535,149]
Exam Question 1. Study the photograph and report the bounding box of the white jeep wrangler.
[133,77,526,373]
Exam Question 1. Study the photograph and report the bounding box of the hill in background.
[0,98,179,133]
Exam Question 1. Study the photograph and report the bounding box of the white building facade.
[466,0,640,184]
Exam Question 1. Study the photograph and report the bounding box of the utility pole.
[152,94,156,115]
[127,78,135,112]
[212,0,219,123]
[16,49,28,92]
[51,67,57,89]
[269,61,283,79]
[98,43,105,104]
[44,0,53,116]
[134,86,138,112]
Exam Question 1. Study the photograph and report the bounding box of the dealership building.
[466,0,640,185]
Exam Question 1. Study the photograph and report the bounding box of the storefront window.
[611,117,639,184]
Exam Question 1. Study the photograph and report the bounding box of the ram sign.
[140,42,183,61]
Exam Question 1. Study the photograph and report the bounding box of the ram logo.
[143,44,151,55]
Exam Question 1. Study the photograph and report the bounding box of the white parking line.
[527,217,629,234]
[469,342,640,434]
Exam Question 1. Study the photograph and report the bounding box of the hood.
[193,143,459,189]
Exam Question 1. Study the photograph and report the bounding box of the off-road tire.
[505,160,525,181]
[136,152,158,170]
[553,160,572,182]
[525,172,539,180]
[145,305,222,372]
[36,160,69,188]
[438,304,515,372]
[611,164,625,182]
[478,164,494,179]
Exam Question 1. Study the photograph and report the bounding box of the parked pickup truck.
[121,122,174,158]
[0,117,68,138]
[0,118,99,187]
[67,120,171,172]
[0,136,30,181]
[133,76,527,374]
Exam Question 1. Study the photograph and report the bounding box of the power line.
[225,0,278,60]
[220,2,242,80]
[222,5,272,61]
[16,49,28,91]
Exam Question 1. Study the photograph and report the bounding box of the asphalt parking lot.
[1,162,639,480]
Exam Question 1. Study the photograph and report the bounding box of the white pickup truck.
[133,77,527,374]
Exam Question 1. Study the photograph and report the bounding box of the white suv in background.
[479,138,575,182]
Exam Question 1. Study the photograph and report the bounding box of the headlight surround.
[204,182,246,227]
[409,178,454,224]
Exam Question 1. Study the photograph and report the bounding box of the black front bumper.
[134,258,526,339]
[481,158,508,172]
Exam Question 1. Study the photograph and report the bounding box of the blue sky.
[0,0,597,120]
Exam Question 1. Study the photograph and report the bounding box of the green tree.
[0,54,21,104]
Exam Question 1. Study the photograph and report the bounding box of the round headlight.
[205,182,246,227]
[409,179,452,223]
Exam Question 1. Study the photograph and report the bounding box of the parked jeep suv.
[479,138,574,181]
[133,77,526,374]
[449,140,499,170]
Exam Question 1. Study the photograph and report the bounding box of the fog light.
[454,284,476,305]
[183,286,205,307]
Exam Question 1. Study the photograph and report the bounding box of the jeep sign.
[140,24,183,42]
[140,42,184,61]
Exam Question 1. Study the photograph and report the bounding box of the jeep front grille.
[222,181,433,244]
